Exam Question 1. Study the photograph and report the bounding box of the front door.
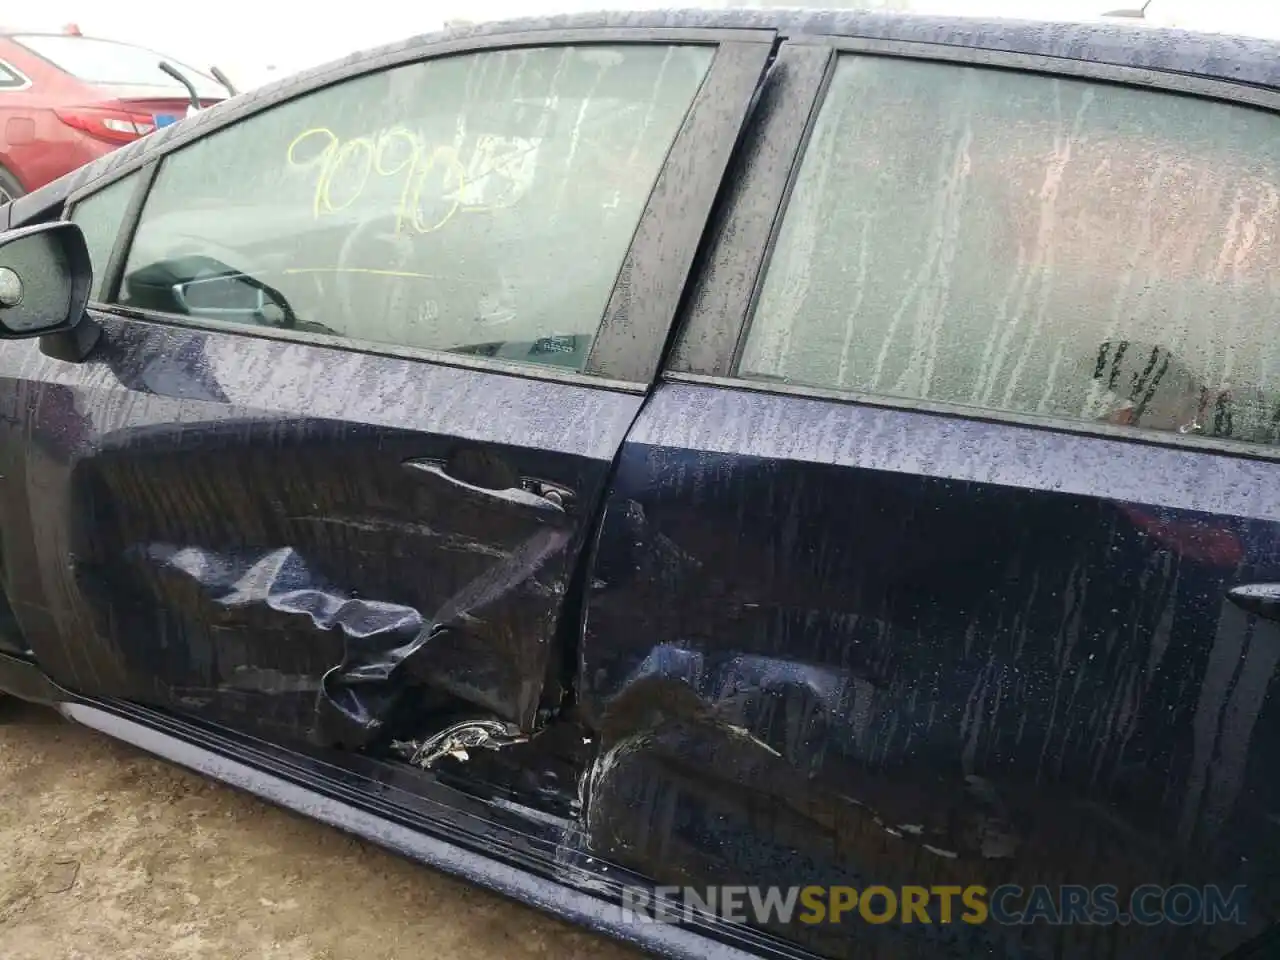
[0,28,774,749]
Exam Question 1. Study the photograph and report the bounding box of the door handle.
[1226,583,1280,622]
[403,458,572,514]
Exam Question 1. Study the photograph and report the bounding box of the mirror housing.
[0,220,92,340]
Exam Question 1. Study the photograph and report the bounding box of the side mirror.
[0,220,92,339]
[173,273,269,317]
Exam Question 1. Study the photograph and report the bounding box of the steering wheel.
[335,214,420,323]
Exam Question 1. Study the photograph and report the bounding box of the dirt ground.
[0,698,641,960]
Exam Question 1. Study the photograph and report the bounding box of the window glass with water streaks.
[114,44,713,373]
[740,55,1280,447]
[70,171,140,301]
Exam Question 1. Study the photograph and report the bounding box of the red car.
[0,29,228,203]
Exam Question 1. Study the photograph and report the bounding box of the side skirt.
[0,651,819,960]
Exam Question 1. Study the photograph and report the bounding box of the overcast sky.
[8,0,1280,89]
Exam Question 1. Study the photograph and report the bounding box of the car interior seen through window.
[740,54,1280,447]
[108,44,713,373]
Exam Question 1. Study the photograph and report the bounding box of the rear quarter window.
[0,61,28,89]
[69,172,141,300]
[740,55,1280,448]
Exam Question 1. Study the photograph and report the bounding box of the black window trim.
[0,59,32,90]
[666,34,1280,462]
[57,25,775,390]
[96,302,651,394]
[668,41,831,377]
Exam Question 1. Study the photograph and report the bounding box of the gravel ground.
[0,698,640,960]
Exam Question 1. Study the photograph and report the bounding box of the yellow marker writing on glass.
[286,125,525,235]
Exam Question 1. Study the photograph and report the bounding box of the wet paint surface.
[0,315,639,745]
[581,382,1280,958]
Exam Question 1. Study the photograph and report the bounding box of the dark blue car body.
[1,8,1279,960]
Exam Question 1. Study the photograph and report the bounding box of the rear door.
[581,39,1280,959]
[0,26,774,749]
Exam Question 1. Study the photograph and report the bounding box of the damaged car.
[1,8,1280,960]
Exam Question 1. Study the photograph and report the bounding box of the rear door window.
[110,43,713,373]
[739,55,1280,447]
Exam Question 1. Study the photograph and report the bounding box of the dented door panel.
[580,381,1280,959]
[0,316,640,745]
[0,26,779,747]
